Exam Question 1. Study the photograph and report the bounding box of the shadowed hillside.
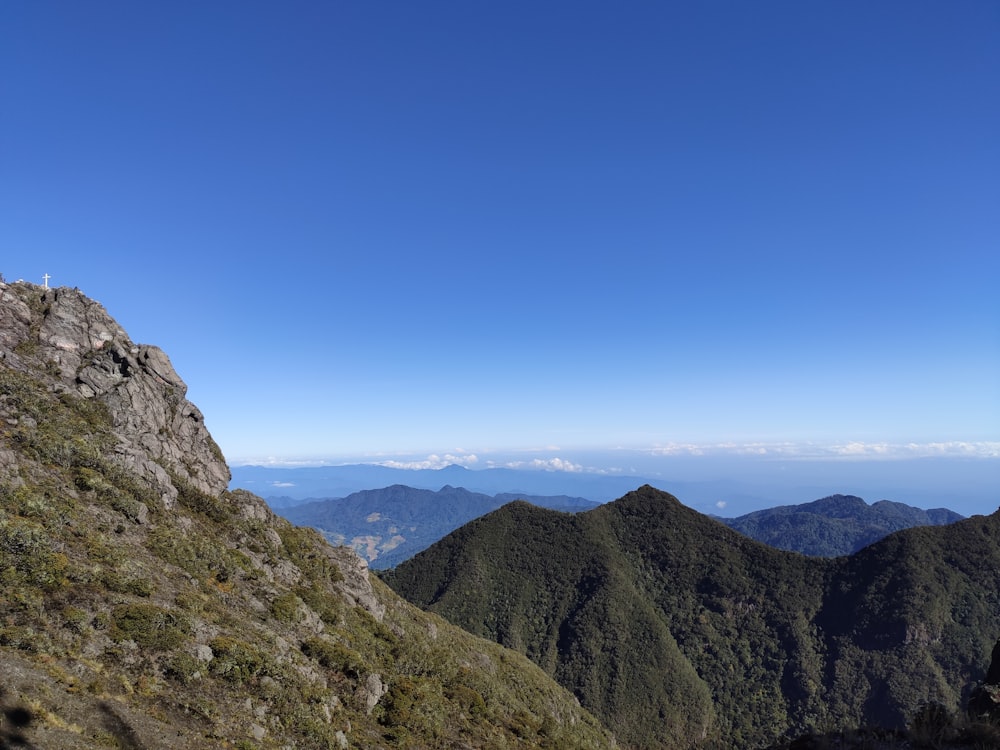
[0,280,615,749]
[383,486,1000,749]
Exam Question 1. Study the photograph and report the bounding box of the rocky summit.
[0,279,614,750]
[0,282,229,503]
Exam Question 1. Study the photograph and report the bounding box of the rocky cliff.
[0,281,229,504]
[0,280,614,749]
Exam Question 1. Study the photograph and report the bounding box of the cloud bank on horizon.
[648,441,1000,461]
[231,441,998,516]
[231,440,1000,472]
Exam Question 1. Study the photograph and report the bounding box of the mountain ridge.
[278,481,965,569]
[383,484,1000,748]
[718,493,965,556]
[277,484,598,569]
[232,462,664,504]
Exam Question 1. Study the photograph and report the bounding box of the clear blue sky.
[3,3,998,481]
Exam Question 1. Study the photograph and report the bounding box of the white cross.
[42,273,50,288]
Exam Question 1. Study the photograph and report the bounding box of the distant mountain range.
[274,482,964,567]
[717,493,964,557]
[382,485,1000,749]
[230,461,998,519]
[277,484,598,569]
[232,462,661,502]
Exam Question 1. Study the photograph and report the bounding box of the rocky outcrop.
[327,544,386,621]
[0,281,229,504]
[0,280,390,621]
[0,279,618,750]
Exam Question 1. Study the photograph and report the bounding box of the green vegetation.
[720,494,964,557]
[383,487,1000,749]
[769,701,1000,749]
[111,603,190,650]
[0,283,615,750]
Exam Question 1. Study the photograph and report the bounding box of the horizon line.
[227,440,1000,472]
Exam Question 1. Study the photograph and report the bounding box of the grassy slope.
[0,348,614,749]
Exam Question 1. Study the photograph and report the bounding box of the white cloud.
[495,457,585,472]
[715,501,727,510]
[234,441,999,474]
[530,457,583,472]
[375,453,480,471]
[229,456,331,467]
[645,440,1000,460]
[270,481,296,488]
[650,442,706,456]
[828,442,890,457]
[807,441,999,459]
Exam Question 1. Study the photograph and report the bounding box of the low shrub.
[111,603,189,650]
[300,637,366,679]
[164,652,203,685]
[208,636,273,685]
[269,592,300,624]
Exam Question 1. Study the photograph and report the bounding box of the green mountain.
[280,487,961,571]
[277,484,598,569]
[0,280,614,749]
[718,494,964,556]
[382,486,1000,749]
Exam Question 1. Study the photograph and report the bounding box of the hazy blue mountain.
[260,494,307,509]
[260,463,969,566]
[230,459,1000,518]
[719,494,964,556]
[278,484,598,569]
[232,463,660,504]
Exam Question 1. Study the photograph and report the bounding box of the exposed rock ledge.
[0,281,229,504]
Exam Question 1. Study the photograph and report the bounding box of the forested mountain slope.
[280,485,963,572]
[0,280,614,750]
[383,486,1000,749]
[719,493,963,556]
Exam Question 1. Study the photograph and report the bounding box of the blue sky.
[2,2,998,504]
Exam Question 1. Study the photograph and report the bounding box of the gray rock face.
[327,544,385,621]
[0,281,230,503]
[0,286,33,352]
[1,281,384,621]
[357,672,388,714]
